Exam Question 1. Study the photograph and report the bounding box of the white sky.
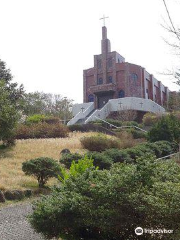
[0,0,180,103]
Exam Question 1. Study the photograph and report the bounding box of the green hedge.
[29,156,180,239]
[60,141,178,170]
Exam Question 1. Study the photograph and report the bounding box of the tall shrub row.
[60,141,178,170]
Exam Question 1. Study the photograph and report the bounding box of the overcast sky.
[0,0,180,103]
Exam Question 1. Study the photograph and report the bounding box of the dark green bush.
[22,157,60,187]
[80,134,120,152]
[86,152,113,170]
[104,148,132,163]
[60,152,113,170]
[122,121,139,127]
[16,122,69,139]
[130,129,147,139]
[148,115,180,143]
[60,153,83,169]
[29,156,180,240]
[154,141,176,157]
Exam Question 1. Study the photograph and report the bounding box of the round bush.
[22,157,60,187]
[103,149,132,163]
[86,152,113,170]
[60,153,83,169]
[80,134,120,152]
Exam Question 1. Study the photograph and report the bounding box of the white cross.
[100,15,109,26]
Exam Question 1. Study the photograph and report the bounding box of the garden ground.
[0,132,95,191]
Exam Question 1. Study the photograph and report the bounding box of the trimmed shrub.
[26,114,46,125]
[60,153,83,169]
[29,156,180,240]
[16,122,69,139]
[59,156,96,183]
[22,157,60,187]
[86,152,113,170]
[130,129,147,139]
[148,115,180,143]
[80,134,120,152]
[60,152,113,170]
[104,148,132,163]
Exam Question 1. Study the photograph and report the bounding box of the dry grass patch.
[0,132,96,191]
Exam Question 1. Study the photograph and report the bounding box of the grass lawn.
[0,132,95,191]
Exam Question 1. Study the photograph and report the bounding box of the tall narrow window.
[131,73,138,81]
[108,76,113,83]
[118,90,125,98]
[97,78,103,85]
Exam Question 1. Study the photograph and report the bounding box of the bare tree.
[116,108,137,122]
[162,0,180,86]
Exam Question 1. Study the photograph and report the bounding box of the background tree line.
[0,59,73,146]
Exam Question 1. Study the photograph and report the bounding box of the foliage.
[142,112,162,126]
[116,109,137,122]
[22,157,59,187]
[86,152,113,170]
[58,156,96,183]
[60,141,176,170]
[60,153,83,168]
[129,129,147,139]
[0,81,19,145]
[25,114,61,125]
[148,115,180,143]
[80,134,120,152]
[103,148,132,163]
[25,114,47,125]
[29,156,180,240]
[68,123,117,137]
[22,92,73,120]
[104,119,123,127]
[15,122,69,139]
[0,59,24,105]
[168,92,180,111]
[60,152,113,170]
[0,59,24,145]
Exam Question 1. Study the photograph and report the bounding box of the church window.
[118,90,125,98]
[118,59,120,63]
[97,60,102,69]
[97,78,103,85]
[88,94,94,102]
[108,76,113,83]
[131,73,138,81]
[108,58,112,68]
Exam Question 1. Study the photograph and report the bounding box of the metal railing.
[94,116,147,133]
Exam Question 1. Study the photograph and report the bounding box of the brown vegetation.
[0,132,94,191]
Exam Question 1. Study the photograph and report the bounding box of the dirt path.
[0,203,44,240]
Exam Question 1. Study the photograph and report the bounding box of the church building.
[68,23,170,126]
[83,26,170,109]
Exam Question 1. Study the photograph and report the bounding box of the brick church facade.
[83,26,170,109]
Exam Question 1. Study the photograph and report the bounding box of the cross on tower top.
[100,15,109,26]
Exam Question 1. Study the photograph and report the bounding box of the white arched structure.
[67,97,165,126]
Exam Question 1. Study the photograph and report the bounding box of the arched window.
[97,78,103,85]
[118,90,125,98]
[131,73,138,81]
[88,94,94,102]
